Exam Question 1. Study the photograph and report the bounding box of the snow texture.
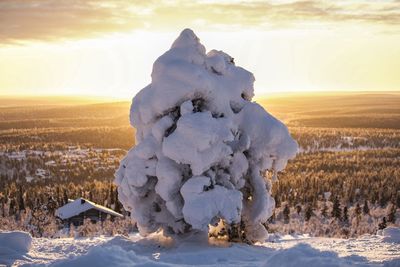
[379,226,400,244]
[0,231,32,266]
[115,29,298,241]
[4,231,400,266]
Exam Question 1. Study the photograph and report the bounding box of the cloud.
[0,0,399,44]
[0,0,150,43]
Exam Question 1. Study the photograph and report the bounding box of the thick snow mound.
[51,245,150,267]
[267,243,365,267]
[379,227,400,244]
[23,234,398,267]
[4,233,400,266]
[0,231,32,265]
[115,28,298,242]
[0,231,32,253]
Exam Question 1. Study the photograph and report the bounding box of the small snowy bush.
[115,29,298,242]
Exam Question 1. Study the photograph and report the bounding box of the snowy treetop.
[131,29,254,135]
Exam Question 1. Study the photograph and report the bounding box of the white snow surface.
[115,28,298,241]
[180,176,243,230]
[378,226,400,244]
[0,231,32,266]
[3,231,400,266]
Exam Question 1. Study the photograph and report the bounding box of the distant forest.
[1,93,399,237]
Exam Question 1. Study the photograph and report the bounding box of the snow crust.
[379,226,400,244]
[0,231,32,266]
[115,29,298,241]
[5,232,400,266]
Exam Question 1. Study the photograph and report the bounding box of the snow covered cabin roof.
[55,198,123,220]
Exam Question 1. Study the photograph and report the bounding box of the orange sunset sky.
[0,0,399,99]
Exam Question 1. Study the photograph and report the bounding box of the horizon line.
[2,90,400,99]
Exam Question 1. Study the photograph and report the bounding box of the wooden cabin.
[55,198,123,226]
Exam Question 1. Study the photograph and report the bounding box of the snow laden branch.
[115,29,298,243]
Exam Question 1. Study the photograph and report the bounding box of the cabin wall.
[63,208,117,226]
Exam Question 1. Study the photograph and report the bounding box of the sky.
[0,0,399,99]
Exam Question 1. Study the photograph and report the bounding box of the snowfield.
[0,231,32,266]
[2,230,400,266]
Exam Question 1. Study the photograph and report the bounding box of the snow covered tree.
[396,194,400,208]
[115,29,298,243]
[9,198,16,216]
[342,206,349,224]
[62,190,68,206]
[108,183,114,207]
[363,200,370,215]
[18,186,25,211]
[283,204,291,224]
[388,203,397,224]
[114,188,122,214]
[296,205,302,215]
[331,197,342,221]
[304,205,313,221]
[378,217,387,230]
[354,203,362,216]
[321,203,328,218]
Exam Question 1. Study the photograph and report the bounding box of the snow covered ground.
[2,229,400,266]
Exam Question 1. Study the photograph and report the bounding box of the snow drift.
[0,231,32,265]
[115,29,298,242]
[379,226,400,244]
[21,232,399,267]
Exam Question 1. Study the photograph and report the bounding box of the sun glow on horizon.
[0,0,399,98]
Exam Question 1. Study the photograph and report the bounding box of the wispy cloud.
[0,0,150,43]
[1,0,399,44]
